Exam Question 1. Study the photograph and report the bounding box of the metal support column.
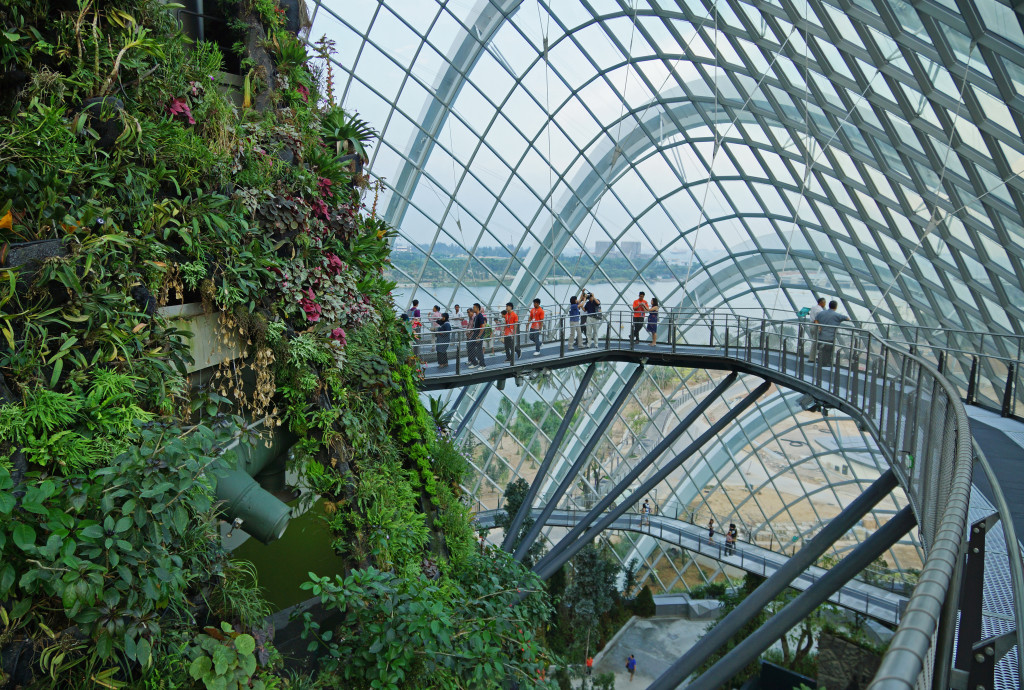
[678,506,917,690]
[534,379,771,581]
[645,468,898,689]
[955,513,999,671]
[531,373,739,575]
[966,356,978,405]
[512,366,644,562]
[501,364,596,552]
[1002,362,1015,417]
[453,381,493,439]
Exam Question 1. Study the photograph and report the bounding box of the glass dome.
[308,0,1024,594]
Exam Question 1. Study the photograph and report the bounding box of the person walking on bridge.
[529,298,545,356]
[631,291,649,343]
[726,523,738,555]
[503,302,521,363]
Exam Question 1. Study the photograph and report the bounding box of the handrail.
[474,508,914,602]
[417,310,1016,689]
[414,309,1022,417]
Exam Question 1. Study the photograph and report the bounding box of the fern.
[18,387,80,433]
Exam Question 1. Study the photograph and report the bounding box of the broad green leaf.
[235,634,255,656]
[189,656,211,680]
[96,631,113,659]
[12,523,35,551]
[0,564,14,595]
[136,637,152,668]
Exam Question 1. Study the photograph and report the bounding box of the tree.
[634,585,656,617]
[494,478,546,567]
[622,557,639,597]
[564,544,621,629]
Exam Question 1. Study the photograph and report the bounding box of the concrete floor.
[593,616,710,687]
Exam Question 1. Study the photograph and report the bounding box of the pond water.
[231,499,345,611]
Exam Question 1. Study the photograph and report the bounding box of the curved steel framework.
[309,1,1024,687]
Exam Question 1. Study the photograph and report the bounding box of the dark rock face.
[1,239,65,268]
[816,632,883,690]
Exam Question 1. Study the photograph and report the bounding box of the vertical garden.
[0,1,552,687]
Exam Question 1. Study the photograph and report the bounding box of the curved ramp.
[474,508,908,625]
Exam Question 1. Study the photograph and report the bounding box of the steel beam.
[533,379,771,581]
[530,372,739,574]
[501,364,597,551]
[681,506,917,690]
[512,366,644,561]
[645,468,899,690]
[955,513,999,670]
[449,386,470,421]
[453,381,493,439]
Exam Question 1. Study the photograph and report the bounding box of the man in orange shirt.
[528,298,545,356]
[503,302,521,362]
[631,291,649,342]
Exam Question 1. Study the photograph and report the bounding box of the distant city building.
[620,241,641,259]
[593,240,641,259]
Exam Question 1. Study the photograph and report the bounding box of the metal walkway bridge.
[473,508,908,625]
[419,310,1023,690]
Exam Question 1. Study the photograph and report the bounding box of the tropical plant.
[299,550,554,689]
[321,108,377,162]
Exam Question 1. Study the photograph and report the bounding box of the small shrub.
[634,585,656,617]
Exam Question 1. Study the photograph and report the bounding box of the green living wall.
[0,1,552,687]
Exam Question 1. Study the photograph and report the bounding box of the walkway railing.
[474,508,907,624]
[410,306,1024,418]
[421,309,1022,689]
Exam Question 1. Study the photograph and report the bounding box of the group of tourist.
[405,286,676,371]
[628,290,661,346]
[807,296,851,363]
[405,288,616,370]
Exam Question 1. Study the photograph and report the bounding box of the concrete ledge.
[654,593,724,619]
[157,303,246,373]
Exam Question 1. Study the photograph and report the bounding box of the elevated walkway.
[423,313,1022,688]
[426,336,1024,541]
[474,508,908,625]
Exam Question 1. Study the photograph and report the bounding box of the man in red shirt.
[503,302,521,362]
[631,291,649,342]
[528,298,545,356]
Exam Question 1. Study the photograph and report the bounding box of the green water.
[231,500,346,610]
